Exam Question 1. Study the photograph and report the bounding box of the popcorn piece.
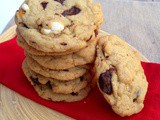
[41,28,51,35]
[21,3,29,11]
[51,22,64,34]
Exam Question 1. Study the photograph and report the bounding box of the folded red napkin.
[0,36,160,120]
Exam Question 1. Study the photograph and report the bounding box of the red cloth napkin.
[0,36,160,120]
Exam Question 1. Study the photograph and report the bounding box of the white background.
[0,0,24,34]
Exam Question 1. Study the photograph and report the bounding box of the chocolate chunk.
[62,7,81,17]
[46,81,52,89]
[60,42,67,46]
[23,24,29,29]
[70,92,78,96]
[54,0,65,4]
[98,69,113,95]
[94,29,98,37]
[30,76,40,85]
[41,2,48,10]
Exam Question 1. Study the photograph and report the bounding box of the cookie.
[22,60,91,102]
[16,30,86,56]
[15,0,103,53]
[27,37,98,70]
[25,56,90,81]
[94,35,148,117]
[23,61,91,94]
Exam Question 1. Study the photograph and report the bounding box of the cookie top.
[15,0,103,53]
[94,35,148,117]
[25,56,90,80]
[27,36,97,70]
[23,61,91,94]
[16,30,86,56]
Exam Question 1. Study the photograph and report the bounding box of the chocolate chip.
[133,91,140,102]
[46,81,52,89]
[109,66,117,73]
[70,92,78,96]
[80,76,84,81]
[31,41,36,44]
[38,24,42,27]
[48,98,52,100]
[60,42,67,46]
[98,69,113,95]
[86,35,92,42]
[40,85,44,91]
[30,76,40,85]
[62,7,81,17]
[94,29,98,37]
[41,2,48,10]
[102,50,109,59]
[23,24,29,29]
[63,69,69,72]
[54,0,65,4]
[105,56,109,59]
[133,98,137,102]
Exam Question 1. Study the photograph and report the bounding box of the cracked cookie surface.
[15,0,103,53]
[94,35,148,117]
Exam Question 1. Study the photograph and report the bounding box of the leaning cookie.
[23,61,91,94]
[22,60,91,102]
[26,37,97,70]
[25,56,90,81]
[15,0,103,53]
[94,35,148,117]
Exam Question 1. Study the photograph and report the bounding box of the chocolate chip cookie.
[94,35,148,117]
[15,0,103,53]
[22,60,91,102]
[26,37,98,70]
[25,56,90,81]
[23,61,91,94]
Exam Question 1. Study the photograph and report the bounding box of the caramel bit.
[17,9,25,18]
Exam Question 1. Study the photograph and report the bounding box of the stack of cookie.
[15,0,103,102]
